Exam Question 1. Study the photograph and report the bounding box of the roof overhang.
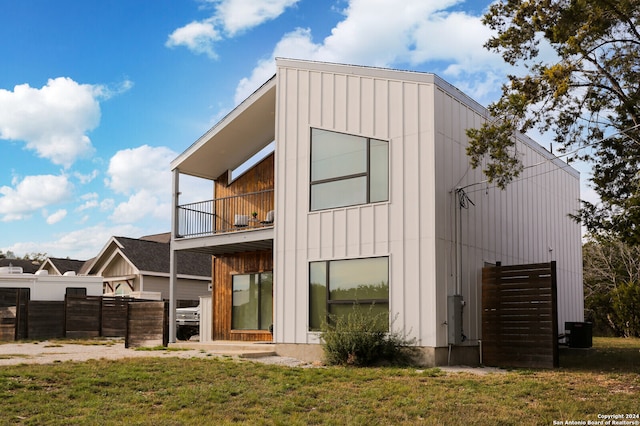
[171,77,277,180]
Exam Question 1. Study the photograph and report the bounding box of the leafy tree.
[21,252,48,262]
[466,0,640,243]
[583,237,640,336]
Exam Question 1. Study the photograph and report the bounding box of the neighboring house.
[169,59,583,365]
[38,257,87,276]
[85,234,211,305]
[0,259,41,274]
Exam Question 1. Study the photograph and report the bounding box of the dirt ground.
[0,340,307,367]
[0,340,503,374]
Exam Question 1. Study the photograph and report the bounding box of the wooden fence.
[0,288,29,341]
[101,297,130,337]
[482,261,558,369]
[0,291,168,345]
[28,301,65,340]
[125,302,169,348]
[65,296,102,338]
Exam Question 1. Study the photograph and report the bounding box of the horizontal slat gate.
[482,262,558,369]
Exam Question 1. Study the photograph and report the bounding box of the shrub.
[319,304,418,366]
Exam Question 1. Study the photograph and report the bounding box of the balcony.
[177,189,274,239]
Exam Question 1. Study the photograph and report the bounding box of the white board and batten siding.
[274,59,583,348]
[433,85,583,345]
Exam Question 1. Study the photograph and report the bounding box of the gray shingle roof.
[139,232,171,243]
[0,258,41,274]
[114,237,211,277]
[47,257,87,275]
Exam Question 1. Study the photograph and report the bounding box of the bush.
[319,305,418,366]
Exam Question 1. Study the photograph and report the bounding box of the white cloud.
[179,175,214,204]
[110,190,171,224]
[0,174,73,222]
[104,145,177,225]
[76,192,100,212]
[4,224,142,260]
[100,199,115,212]
[215,0,300,36]
[234,27,319,104]
[167,0,299,57]
[76,200,99,212]
[166,20,221,58]
[94,79,134,100]
[0,78,103,167]
[410,11,498,69]
[318,0,458,66]
[105,145,177,195]
[46,209,67,225]
[74,170,99,184]
[235,0,508,106]
[80,192,99,201]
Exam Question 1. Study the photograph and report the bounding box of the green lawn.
[0,337,638,425]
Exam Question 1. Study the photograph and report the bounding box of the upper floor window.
[310,129,388,211]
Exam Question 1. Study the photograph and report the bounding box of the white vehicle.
[176,305,200,340]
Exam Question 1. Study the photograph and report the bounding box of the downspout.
[169,169,180,343]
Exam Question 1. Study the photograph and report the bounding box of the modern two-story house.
[169,59,583,365]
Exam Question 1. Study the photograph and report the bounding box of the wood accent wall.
[215,153,274,194]
[212,250,273,341]
[214,153,274,231]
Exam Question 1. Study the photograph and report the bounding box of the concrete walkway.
[169,340,278,358]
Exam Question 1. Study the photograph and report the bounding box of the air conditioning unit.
[0,266,23,275]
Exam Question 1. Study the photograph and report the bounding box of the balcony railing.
[177,189,274,238]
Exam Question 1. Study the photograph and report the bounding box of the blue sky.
[0,0,592,260]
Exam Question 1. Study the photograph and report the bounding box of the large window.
[232,272,273,330]
[310,128,389,211]
[309,257,389,331]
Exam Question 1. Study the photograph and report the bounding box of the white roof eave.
[171,77,277,181]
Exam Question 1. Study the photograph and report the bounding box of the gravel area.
[0,340,308,367]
